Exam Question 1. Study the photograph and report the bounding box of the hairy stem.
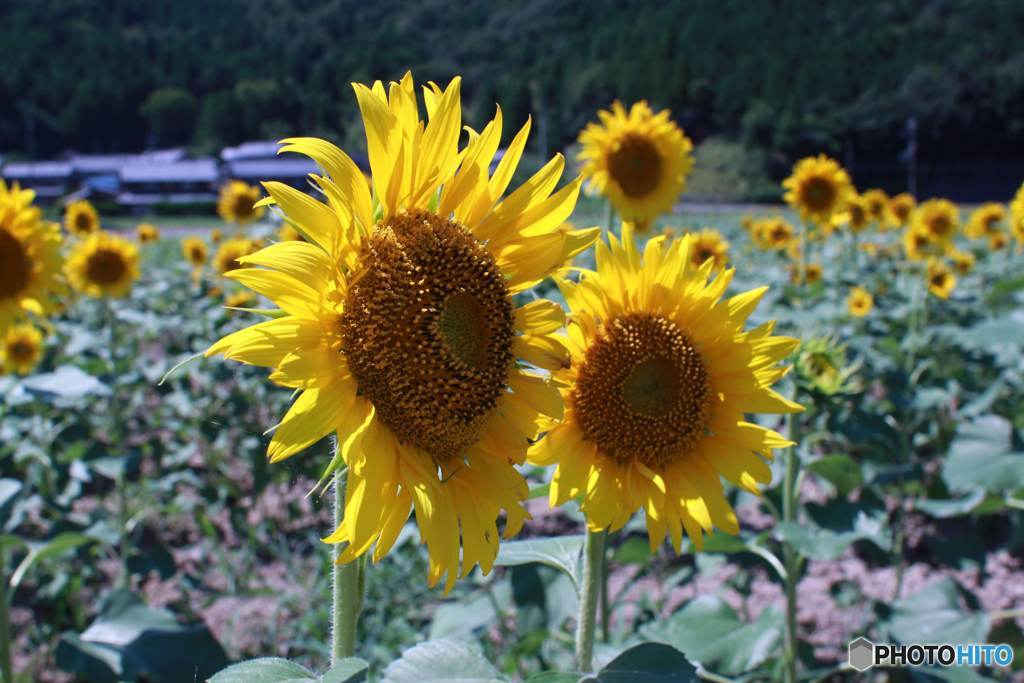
[576,528,607,673]
[330,467,361,664]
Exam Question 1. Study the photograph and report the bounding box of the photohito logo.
[848,637,1015,671]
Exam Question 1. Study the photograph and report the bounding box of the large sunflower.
[782,155,853,225]
[528,225,802,549]
[66,232,140,298]
[207,74,597,591]
[1,323,44,375]
[911,198,959,249]
[578,101,693,229]
[64,199,100,236]
[1010,182,1024,244]
[217,180,266,225]
[0,181,65,332]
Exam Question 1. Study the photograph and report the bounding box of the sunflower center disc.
[0,229,31,301]
[75,212,92,232]
[928,216,950,238]
[572,313,712,468]
[233,195,254,219]
[340,209,515,462]
[608,133,662,198]
[8,340,34,363]
[801,176,836,212]
[85,249,127,286]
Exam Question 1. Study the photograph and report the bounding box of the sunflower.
[927,260,956,299]
[889,193,916,227]
[782,155,853,225]
[1011,182,1024,245]
[843,194,871,234]
[66,232,140,298]
[210,228,224,244]
[278,224,306,242]
[64,199,100,236]
[182,236,208,268]
[989,230,1010,251]
[1,323,44,375]
[861,188,892,227]
[949,248,975,275]
[753,216,795,250]
[0,181,65,332]
[136,223,160,244]
[911,199,959,249]
[965,203,1005,240]
[224,291,255,308]
[578,101,694,229]
[217,180,266,225]
[902,227,937,262]
[527,224,801,550]
[213,237,261,275]
[686,228,729,270]
[847,286,873,317]
[207,74,598,591]
[790,262,823,286]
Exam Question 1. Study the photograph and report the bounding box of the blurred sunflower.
[965,203,1005,240]
[927,260,956,299]
[912,199,959,249]
[889,193,916,227]
[686,228,729,270]
[214,237,261,275]
[217,180,265,225]
[846,286,873,317]
[182,236,208,268]
[754,216,795,250]
[902,227,937,262]
[136,222,160,244]
[208,74,597,591]
[0,181,65,332]
[528,224,802,549]
[861,188,892,227]
[782,155,853,225]
[949,248,975,275]
[0,323,44,375]
[578,101,694,229]
[224,291,255,308]
[790,262,823,286]
[278,224,306,242]
[210,228,224,244]
[64,199,100,236]
[843,194,871,234]
[989,230,1010,251]
[66,232,139,298]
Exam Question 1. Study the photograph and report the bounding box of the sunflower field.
[2,73,1024,683]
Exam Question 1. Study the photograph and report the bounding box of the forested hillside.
[3,0,1024,179]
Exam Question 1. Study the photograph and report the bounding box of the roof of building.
[68,149,186,174]
[221,141,282,162]
[226,158,318,180]
[120,159,219,183]
[117,192,218,206]
[2,161,73,179]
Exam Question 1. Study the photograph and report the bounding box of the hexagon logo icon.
[848,637,874,672]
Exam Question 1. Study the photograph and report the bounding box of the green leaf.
[884,578,990,645]
[640,596,782,676]
[208,658,315,682]
[942,416,1024,493]
[595,643,697,682]
[494,535,585,590]
[776,492,891,560]
[525,673,579,683]
[10,532,95,591]
[0,478,22,524]
[320,658,369,683]
[807,454,863,496]
[22,365,108,400]
[382,639,506,683]
[914,489,987,518]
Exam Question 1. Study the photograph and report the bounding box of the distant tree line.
[2,0,1024,194]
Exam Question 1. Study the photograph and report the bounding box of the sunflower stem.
[782,403,802,683]
[330,466,360,664]
[0,540,13,683]
[576,527,606,673]
[600,542,610,643]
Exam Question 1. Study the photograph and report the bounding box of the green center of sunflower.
[800,176,836,213]
[0,228,31,301]
[340,209,515,462]
[85,249,127,286]
[608,133,663,198]
[572,313,712,468]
